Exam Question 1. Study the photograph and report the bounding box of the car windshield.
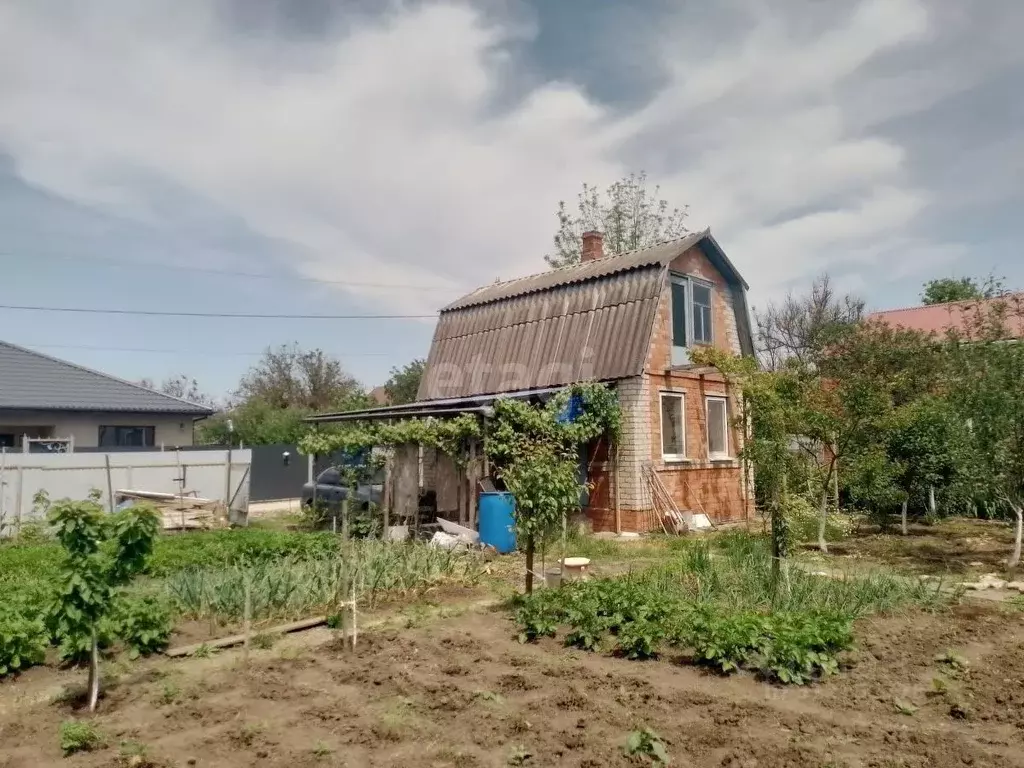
[316,468,341,485]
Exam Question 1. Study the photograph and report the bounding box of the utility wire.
[15,342,393,357]
[0,251,459,291]
[0,303,437,320]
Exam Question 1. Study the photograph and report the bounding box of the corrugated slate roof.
[0,341,214,414]
[418,229,753,401]
[445,230,710,311]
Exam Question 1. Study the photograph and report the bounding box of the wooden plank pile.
[114,489,229,531]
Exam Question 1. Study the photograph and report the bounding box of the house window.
[98,426,155,448]
[670,273,714,364]
[670,276,688,348]
[706,397,729,459]
[660,392,686,460]
[692,281,713,344]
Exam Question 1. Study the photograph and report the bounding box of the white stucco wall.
[0,412,200,448]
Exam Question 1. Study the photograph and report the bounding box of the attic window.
[692,282,713,344]
[671,273,714,363]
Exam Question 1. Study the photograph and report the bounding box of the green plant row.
[167,541,483,622]
[514,578,853,684]
[512,534,951,685]
[0,591,174,676]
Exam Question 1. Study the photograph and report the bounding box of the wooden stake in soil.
[87,629,100,712]
[350,580,358,651]
[104,454,115,515]
[242,570,252,666]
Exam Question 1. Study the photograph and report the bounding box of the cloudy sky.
[1,0,1021,397]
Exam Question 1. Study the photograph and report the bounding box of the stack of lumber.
[114,489,229,531]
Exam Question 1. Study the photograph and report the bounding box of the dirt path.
[2,597,1022,768]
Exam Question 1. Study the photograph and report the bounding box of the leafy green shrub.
[615,617,665,660]
[625,727,669,764]
[684,608,767,673]
[513,593,561,643]
[111,595,173,658]
[59,720,103,755]
[0,607,48,676]
[53,617,115,665]
[783,494,852,544]
[684,608,853,684]
[564,611,608,651]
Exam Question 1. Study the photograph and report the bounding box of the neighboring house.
[0,341,213,451]
[869,294,1024,339]
[368,386,391,406]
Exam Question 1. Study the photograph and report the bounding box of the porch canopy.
[304,385,571,424]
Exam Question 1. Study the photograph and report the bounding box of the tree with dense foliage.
[755,275,865,370]
[383,359,426,405]
[48,497,160,711]
[235,343,366,411]
[545,172,688,268]
[947,293,1024,566]
[138,374,217,408]
[199,344,371,446]
[884,397,970,534]
[922,277,983,306]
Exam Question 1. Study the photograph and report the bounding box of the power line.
[0,251,459,291]
[15,342,393,357]
[0,303,437,320]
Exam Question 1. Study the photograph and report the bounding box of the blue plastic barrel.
[478,492,517,554]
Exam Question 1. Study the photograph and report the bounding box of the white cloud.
[0,0,1016,314]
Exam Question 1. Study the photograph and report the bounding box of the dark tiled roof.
[0,341,214,414]
[418,229,754,401]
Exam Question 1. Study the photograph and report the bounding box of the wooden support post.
[341,498,350,541]
[242,571,252,666]
[14,465,23,537]
[104,454,115,514]
[612,442,621,535]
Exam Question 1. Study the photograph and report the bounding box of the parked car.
[300,466,383,516]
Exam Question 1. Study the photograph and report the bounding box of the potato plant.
[513,575,854,684]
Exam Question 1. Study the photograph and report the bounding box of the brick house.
[416,229,755,532]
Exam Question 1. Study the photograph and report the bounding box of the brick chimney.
[581,230,604,262]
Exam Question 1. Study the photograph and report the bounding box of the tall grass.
[165,540,483,622]
[626,535,951,617]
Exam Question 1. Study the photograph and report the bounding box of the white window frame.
[705,396,730,460]
[659,391,687,462]
[670,273,715,365]
[690,278,715,346]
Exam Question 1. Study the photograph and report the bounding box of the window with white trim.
[691,281,713,344]
[706,397,729,459]
[660,392,686,460]
[670,273,714,364]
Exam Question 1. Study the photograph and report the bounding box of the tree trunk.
[87,629,100,712]
[771,475,790,599]
[818,478,830,554]
[1009,504,1023,569]
[525,535,535,595]
[928,486,937,518]
[901,499,908,536]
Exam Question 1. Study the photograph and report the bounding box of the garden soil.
[1,602,1023,768]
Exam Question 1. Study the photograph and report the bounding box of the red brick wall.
[647,245,741,371]
[581,244,751,533]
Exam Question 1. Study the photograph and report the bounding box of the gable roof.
[868,293,1024,339]
[418,229,753,401]
[445,229,749,310]
[0,341,214,415]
